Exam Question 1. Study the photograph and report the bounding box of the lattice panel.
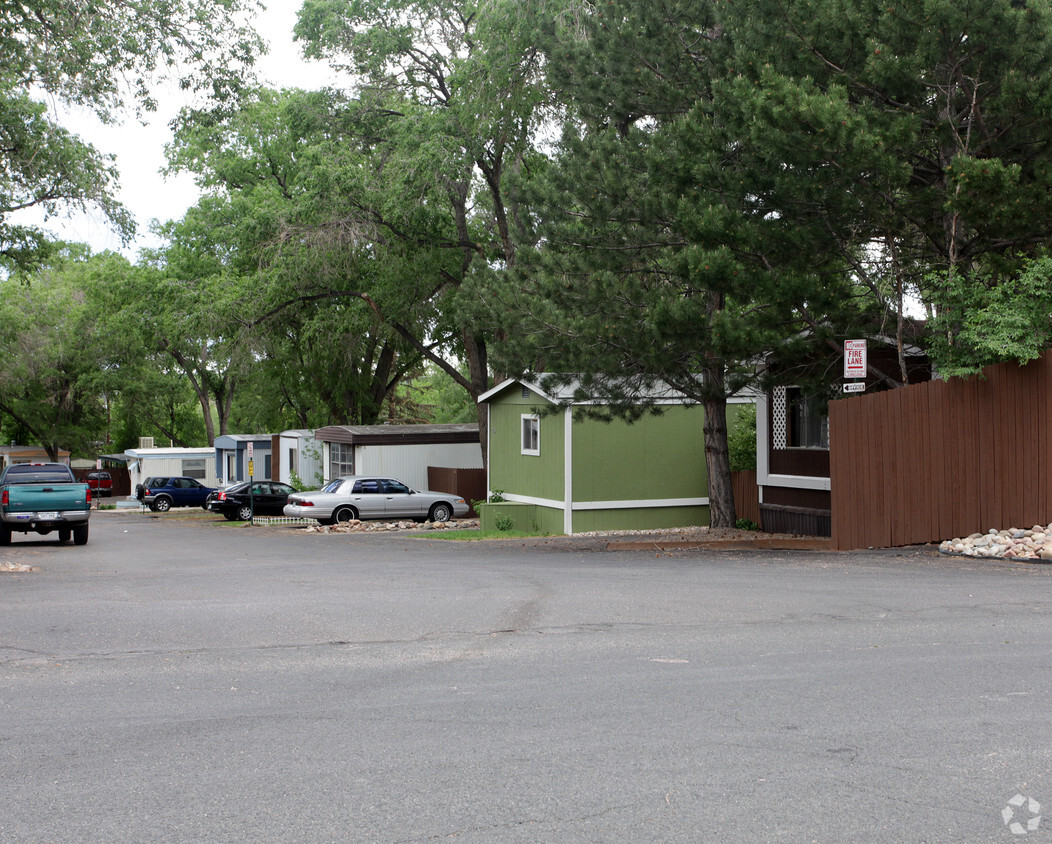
[772,386,787,450]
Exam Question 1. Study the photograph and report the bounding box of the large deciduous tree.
[127,218,258,446]
[0,0,263,271]
[0,249,124,459]
[167,88,427,427]
[290,0,554,460]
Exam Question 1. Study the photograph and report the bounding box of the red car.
[87,471,113,497]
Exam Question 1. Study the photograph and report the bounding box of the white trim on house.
[572,497,709,510]
[521,413,541,456]
[756,389,832,492]
[503,492,566,509]
[564,407,573,534]
[761,474,831,492]
[756,391,771,485]
[501,492,711,512]
[479,376,761,408]
[479,378,559,405]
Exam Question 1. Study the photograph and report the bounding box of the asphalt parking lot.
[1,511,1050,843]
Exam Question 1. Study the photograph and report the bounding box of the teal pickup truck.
[0,463,91,545]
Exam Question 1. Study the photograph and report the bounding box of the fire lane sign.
[844,339,867,379]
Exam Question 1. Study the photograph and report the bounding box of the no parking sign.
[843,339,867,379]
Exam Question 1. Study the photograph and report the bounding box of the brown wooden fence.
[731,470,760,526]
[427,467,487,517]
[72,466,131,498]
[829,351,1052,550]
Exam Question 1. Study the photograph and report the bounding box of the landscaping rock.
[303,519,479,534]
[939,523,1052,562]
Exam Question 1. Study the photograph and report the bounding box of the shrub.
[728,405,757,471]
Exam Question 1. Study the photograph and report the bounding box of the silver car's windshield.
[321,479,345,493]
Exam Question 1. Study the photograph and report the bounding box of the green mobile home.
[479,378,753,534]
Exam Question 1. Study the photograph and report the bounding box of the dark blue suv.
[136,476,216,512]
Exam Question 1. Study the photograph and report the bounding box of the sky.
[38,2,337,259]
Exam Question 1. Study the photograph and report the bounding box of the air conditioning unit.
[139,437,155,449]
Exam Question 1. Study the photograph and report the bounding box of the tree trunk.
[462,331,490,468]
[702,376,736,529]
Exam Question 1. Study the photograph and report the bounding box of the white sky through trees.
[32,3,334,259]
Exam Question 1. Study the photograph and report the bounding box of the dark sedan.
[207,481,296,521]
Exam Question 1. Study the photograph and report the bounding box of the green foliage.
[0,0,263,272]
[494,515,515,532]
[736,518,760,532]
[488,490,506,503]
[291,0,555,431]
[167,87,433,429]
[0,250,121,457]
[378,364,480,424]
[1,0,263,118]
[9,0,1052,473]
[0,93,133,272]
[728,405,757,472]
[713,0,1052,375]
[288,442,325,491]
[482,0,840,525]
[926,257,1052,377]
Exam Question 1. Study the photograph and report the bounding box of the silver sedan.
[283,476,469,524]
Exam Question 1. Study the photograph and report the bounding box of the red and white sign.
[843,339,867,379]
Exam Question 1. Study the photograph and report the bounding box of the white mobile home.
[272,430,324,489]
[125,447,219,492]
[313,424,482,491]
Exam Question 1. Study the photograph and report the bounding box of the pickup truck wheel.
[0,525,10,546]
[153,496,172,512]
[73,523,89,546]
[59,528,71,543]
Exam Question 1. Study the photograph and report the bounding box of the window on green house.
[521,414,540,456]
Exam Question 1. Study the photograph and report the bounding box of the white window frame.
[521,414,540,456]
[329,442,355,478]
[182,458,207,479]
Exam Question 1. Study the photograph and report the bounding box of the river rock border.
[940,525,1052,561]
[303,518,480,534]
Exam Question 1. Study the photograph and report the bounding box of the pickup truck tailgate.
[5,484,89,511]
